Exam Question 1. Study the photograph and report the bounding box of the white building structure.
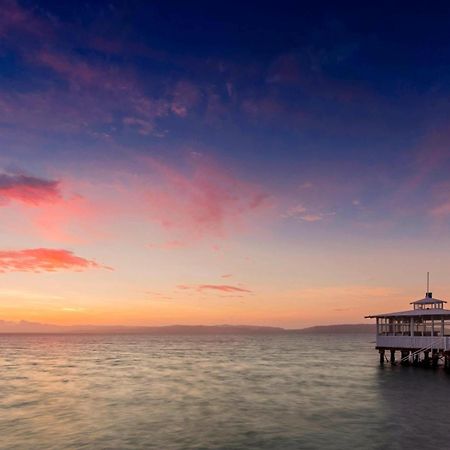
[366,290,450,366]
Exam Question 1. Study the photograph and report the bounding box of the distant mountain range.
[0,320,375,334]
[293,324,376,334]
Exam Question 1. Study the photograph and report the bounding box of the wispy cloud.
[0,2,202,141]
[0,172,61,206]
[171,81,201,117]
[0,248,111,273]
[0,172,105,244]
[177,284,252,293]
[144,157,271,242]
[0,0,51,39]
[198,284,252,293]
[283,203,335,222]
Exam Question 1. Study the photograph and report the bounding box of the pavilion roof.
[365,308,450,319]
[410,297,446,305]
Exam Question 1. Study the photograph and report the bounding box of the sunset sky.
[2,1,450,327]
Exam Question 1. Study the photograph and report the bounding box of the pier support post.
[390,349,396,364]
[379,349,385,364]
[424,351,430,366]
[401,350,409,365]
[432,350,439,368]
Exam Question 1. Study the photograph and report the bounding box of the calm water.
[1,333,449,450]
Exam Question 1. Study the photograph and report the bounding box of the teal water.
[0,333,449,450]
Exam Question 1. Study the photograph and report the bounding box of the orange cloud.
[0,172,61,206]
[0,248,111,273]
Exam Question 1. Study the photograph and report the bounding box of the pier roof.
[365,309,450,319]
[410,296,446,305]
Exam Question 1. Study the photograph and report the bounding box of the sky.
[2,1,450,328]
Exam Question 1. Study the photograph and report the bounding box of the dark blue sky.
[2,0,450,232]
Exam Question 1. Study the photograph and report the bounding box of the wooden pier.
[366,288,450,368]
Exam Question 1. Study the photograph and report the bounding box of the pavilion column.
[410,317,414,337]
[441,317,445,337]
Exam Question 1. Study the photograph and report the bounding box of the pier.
[366,283,450,368]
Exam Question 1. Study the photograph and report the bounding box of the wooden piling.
[379,349,385,364]
[431,350,438,368]
[390,349,396,364]
[400,350,409,365]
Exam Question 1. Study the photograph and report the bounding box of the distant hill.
[291,324,376,334]
[0,320,375,334]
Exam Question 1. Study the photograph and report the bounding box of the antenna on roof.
[426,272,432,298]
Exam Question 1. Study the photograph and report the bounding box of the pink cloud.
[0,156,271,246]
[0,248,111,273]
[0,89,113,134]
[0,0,51,39]
[0,46,175,138]
[30,193,98,243]
[177,284,252,293]
[176,285,191,290]
[0,172,61,206]
[0,172,114,244]
[198,284,252,293]
[267,52,373,104]
[30,50,205,136]
[143,158,271,242]
[221,274,232,278]
[266,54,303,85]
[171,81,200,117]
[429,180,450,219]
[37,51,105,87]
[241,96,287,122]
[379,127,450,221]
[431,202,450,217]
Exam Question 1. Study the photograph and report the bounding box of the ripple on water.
[0,334,449,450]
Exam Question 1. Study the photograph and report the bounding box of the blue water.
[0,333,449,449]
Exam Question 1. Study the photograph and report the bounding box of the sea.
[1,333,449,450]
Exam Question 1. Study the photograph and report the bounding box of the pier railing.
[376,335,450,350]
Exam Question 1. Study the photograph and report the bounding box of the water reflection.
[375,364,450,449]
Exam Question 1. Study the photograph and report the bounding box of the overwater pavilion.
[366,291,450,366]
